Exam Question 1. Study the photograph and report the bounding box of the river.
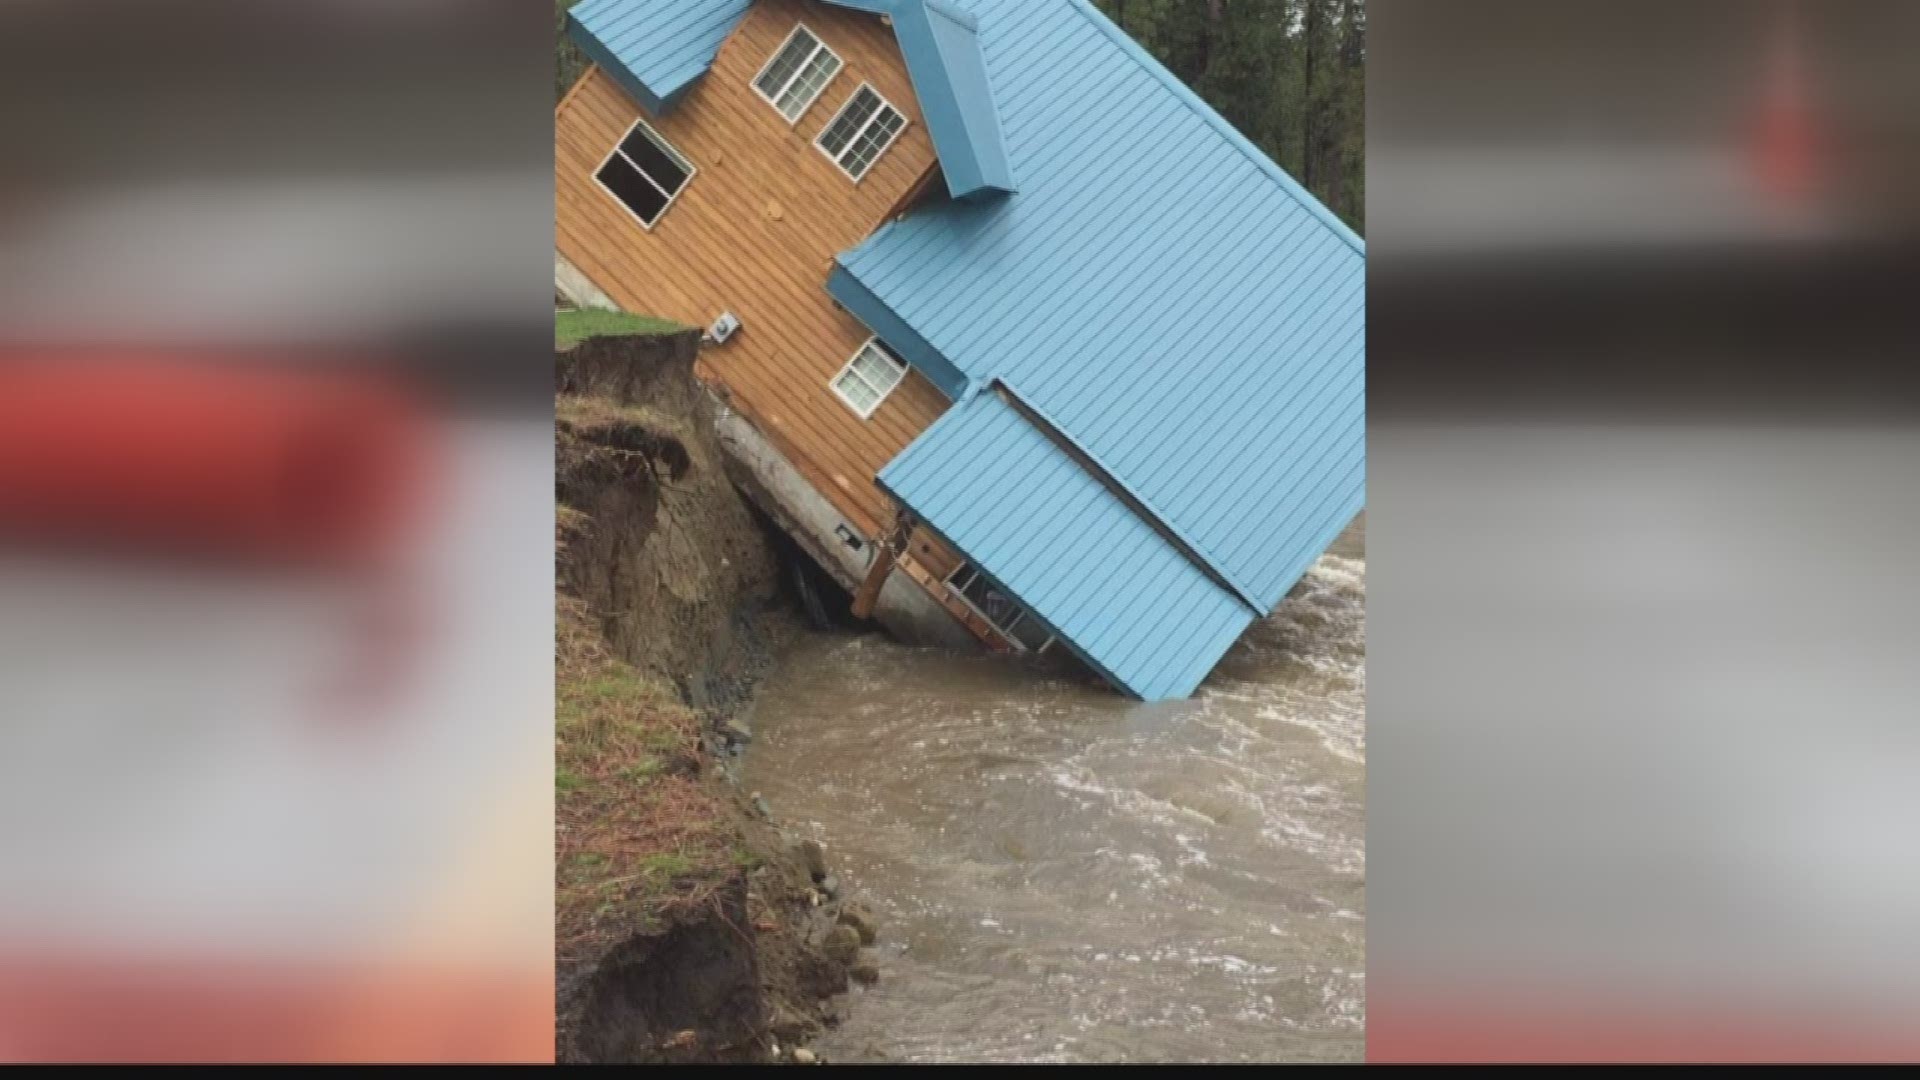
[741,518,1365,1063]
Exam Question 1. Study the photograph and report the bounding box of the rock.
[836,903,879,946]
[751,793,772,817]
[818,874,840,899]
[722,718,753,745]
[850,958,881,986]
[768,1006,812,1041]
[797,839,828,881]
[821,925,861,965]
[791,1047,817,1064]
[660,1029,698,1052]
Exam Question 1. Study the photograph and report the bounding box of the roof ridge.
[1065,0,1364,256]
[990,379,1266,616]
[922,0,980,33]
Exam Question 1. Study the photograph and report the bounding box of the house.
[556,0,1365,700]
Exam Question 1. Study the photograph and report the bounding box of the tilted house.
[558,0,1365,700]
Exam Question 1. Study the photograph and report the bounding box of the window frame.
[750,23,843,126]
[943,564,1056,654]
[814,82,910,182]
[829,336,909,419]
[593,118,696,231]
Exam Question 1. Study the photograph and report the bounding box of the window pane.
[776,49,840,120]
[818,87,880,159]
[755,27,817,99]
[850,343,904,393]
[597,154,668,225]
[960,573,1022,629]
[832,369,880,413]
[840,105,904,179]
[620,126,690,195]
[1008,612,1052,652]
[844,366,885,400]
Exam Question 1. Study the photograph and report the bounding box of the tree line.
[556,1,588,102]
[557,0,1365,232]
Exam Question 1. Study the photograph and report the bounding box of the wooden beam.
[850,508,912,620]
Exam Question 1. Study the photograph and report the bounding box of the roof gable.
[568,0,1014,199]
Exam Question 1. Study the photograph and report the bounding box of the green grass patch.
[638,852,696,879]
[556,596,737,956]
[619,757,666,782]
[555,308,684,349]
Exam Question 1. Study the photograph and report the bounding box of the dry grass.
[556,393,690,441]
[555,595,737,959]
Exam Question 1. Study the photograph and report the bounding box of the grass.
[554,394,690,448]
[555,593,736,958]
[555,308,685,349]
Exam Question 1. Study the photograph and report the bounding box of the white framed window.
[815,84,908,181]
[945,564,1055,653]
[829,337,908,418]
[752,24,843,124]
[594,118,695,230]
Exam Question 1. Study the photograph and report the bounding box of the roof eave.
[566,13,670,116]
[827,258,971,400]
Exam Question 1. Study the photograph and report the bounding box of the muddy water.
[742,521,1365,1063]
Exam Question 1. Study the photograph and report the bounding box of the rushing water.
[741,520,1365,1063]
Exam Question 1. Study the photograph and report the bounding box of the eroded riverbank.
[555,329,876,1063]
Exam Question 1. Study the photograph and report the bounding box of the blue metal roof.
[886,0,1016,199]
[567,0,749,116]
[572,1,1363,699]
[852,0,1365,698]
[833,0,1359,622]
[568,0,1014,198]
[877,391,1255,701]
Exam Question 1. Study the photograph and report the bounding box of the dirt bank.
[555,329,879,1064]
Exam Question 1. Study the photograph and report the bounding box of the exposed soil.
[555,330,877,1064]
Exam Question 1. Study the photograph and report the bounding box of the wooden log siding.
[556,0,952,541]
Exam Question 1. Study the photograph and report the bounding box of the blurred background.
[1369,0,1920,1061]
[0,0,553,1062]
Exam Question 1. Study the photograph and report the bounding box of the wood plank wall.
[556,0,954,541]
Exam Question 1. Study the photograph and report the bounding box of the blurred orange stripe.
[0,957,552,1063]
[1371,993,1920,1063]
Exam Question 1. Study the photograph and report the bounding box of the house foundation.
[709,398,981,653]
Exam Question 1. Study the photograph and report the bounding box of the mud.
[555,330,876,1064]
[556,330,789,711]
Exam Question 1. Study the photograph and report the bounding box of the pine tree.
[557,0,588,103]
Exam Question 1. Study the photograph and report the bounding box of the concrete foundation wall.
[874,566,982,652]
[555,251,621,312]
[711,400,978,653]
